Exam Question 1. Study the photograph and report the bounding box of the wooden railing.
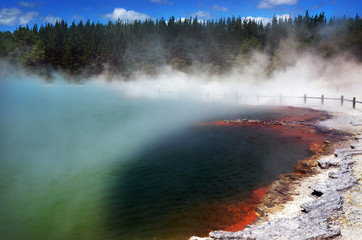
[158,90,361,109]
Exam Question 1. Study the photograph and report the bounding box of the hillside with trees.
[0,11,361,78]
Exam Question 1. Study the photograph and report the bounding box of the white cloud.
[42,15,61,24]
[19,1,38,8]
[257,0,298,9]
[104,8,150,21]
[18,11,38,25]
[212,5,229,12]
[0,7,38,26]
[0,8,21,25]
[190,11,211,19]
[245,14,291,26]
[245,16,272,26]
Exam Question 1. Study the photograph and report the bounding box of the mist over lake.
[0,75,321,240]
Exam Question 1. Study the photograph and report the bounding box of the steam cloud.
[92,51,362,105]
[2,45,361,106]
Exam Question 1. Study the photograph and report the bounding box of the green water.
[0,77,313,240]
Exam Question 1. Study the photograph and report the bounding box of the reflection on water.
[0,78,314,240]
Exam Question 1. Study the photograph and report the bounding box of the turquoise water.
[0,77,313,240]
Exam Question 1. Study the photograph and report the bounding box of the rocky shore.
[191,107,362,240]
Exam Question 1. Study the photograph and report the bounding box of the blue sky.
[1,0,361,31]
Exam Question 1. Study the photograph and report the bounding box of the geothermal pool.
[0,78,322,240]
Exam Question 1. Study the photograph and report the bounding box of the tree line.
[0,11,361,78]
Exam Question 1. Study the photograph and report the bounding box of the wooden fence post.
[321,94,324,105]
[353,97,356,109]
[304,94,307,104]
[341,95,344,106]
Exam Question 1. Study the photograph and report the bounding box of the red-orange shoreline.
[197,106,344,234]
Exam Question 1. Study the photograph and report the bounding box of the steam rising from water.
[2,45,361,100]
[0,71,252,239]
[0,47,361,239]
[117,51,362,98]
[86,51,361,103]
